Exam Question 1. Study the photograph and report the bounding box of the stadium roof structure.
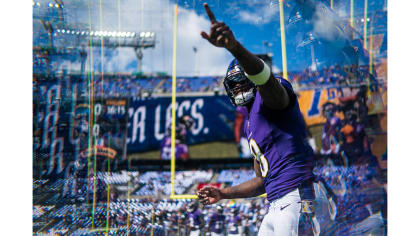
[34,24,156,72]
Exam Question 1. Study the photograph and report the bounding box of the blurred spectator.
[226,207,243,236]
[340,108,368,165]
[34,165,387,236]
[160,115,195,160]
[34,63,384,99]
[320,102,343,166]
[186,201,204,236]
[234,106,251,158]
[208,205,226,236]
[339,106,379,170]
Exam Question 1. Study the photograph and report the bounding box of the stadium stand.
[33,63,384,103]
[33,163,386,235]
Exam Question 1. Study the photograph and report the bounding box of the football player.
[187,201,204,236]
[226,207,243,236]
[234,106,251,158]
[197,3,318,236]
[160,115,195,160]
[208,205,226,236]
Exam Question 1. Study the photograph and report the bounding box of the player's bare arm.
[197,159,265,205]
[201,3,290,110]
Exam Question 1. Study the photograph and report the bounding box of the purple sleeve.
[279,77,294,93]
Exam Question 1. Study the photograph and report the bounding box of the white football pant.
[258,188,319,236]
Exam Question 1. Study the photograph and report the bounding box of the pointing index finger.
[204,3,217,23]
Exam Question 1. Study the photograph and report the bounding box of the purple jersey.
[244,78,314,202]
[160,137,189,160]
[227,215,241,234]
[187,210,202,230]
[209,213,225,233]
[321,116,342,154]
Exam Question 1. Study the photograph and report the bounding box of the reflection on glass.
[33,0,387,235]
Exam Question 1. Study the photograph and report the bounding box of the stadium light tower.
[88,30,156,72]
[55,29,156,72]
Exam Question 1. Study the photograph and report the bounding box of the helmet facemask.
[224,71,256,107]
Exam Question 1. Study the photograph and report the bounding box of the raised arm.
[201,3,290,110]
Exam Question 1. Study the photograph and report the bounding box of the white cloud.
[58,0,231,76]
[272,65,281,74]
[235,2,278,26]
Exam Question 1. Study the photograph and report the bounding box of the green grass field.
[128,141,239,160]
[128,125,325,161]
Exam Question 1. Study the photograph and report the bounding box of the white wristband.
[245,59,271,85]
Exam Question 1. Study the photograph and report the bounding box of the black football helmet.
[187,201,199,213]
[322,102,337,119]
[179,115,194,130]
[216,205,223,214]
[224,59,257,106]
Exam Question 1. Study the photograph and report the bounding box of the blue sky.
[33,0,387,75]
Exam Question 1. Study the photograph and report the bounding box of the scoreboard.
[33,92,129,177]
[74,98,129,161]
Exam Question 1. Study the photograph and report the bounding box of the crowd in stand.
[33,74,224,101]
[33,163,386,235]
[289,64,380,89]
[217,169,256,187]
[33,168,267,235]
[33,63,383,101]
[34,198,268,236]
[135,170,213,196]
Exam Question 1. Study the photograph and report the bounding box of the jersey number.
[249,139,269,177]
